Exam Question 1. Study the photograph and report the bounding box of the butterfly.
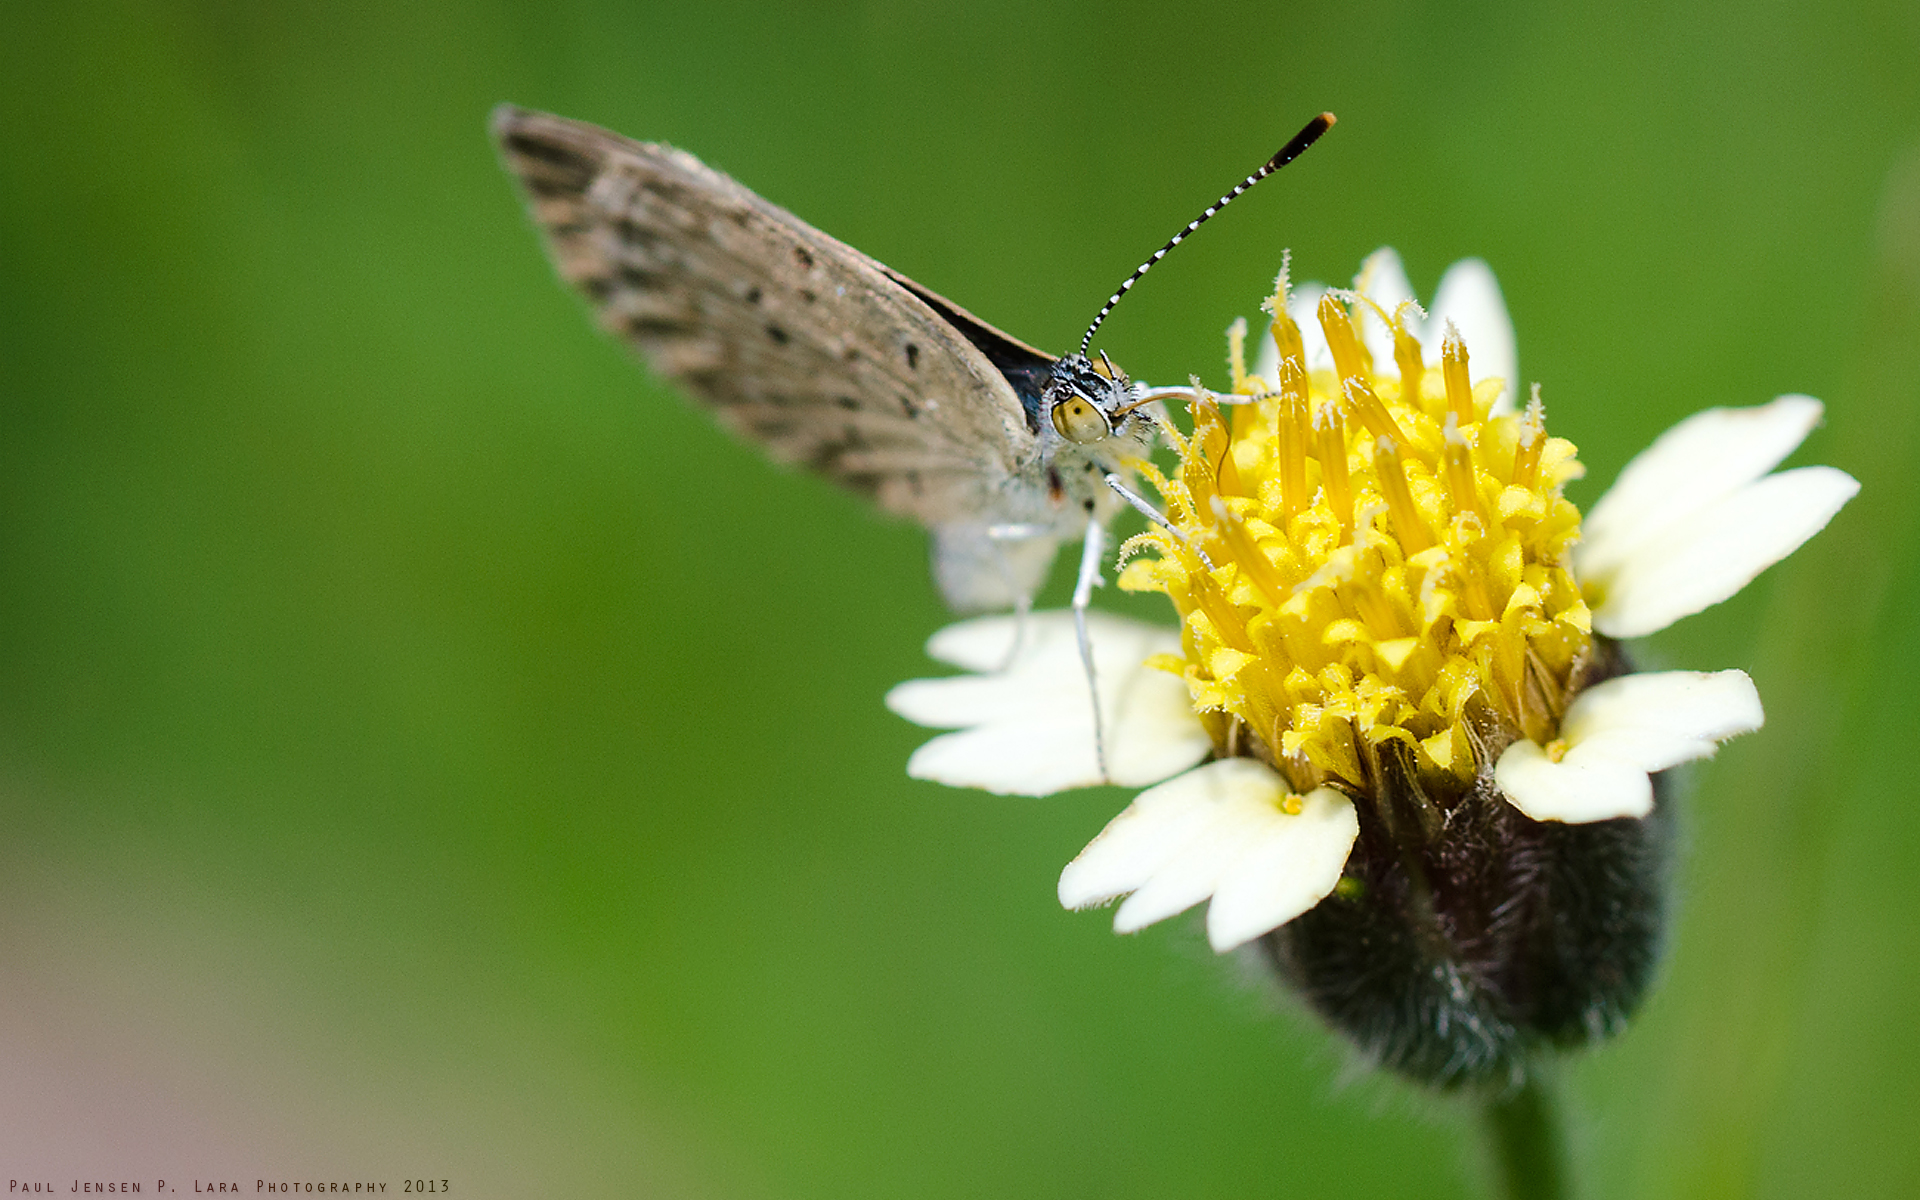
[492,105,1332,614]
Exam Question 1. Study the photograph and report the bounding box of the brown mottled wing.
[492,105,1044,529]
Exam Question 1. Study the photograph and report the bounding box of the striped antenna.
[1077,112,1336,356]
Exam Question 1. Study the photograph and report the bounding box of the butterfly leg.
[1104,473,1216,569]
[1072,509,1110,783]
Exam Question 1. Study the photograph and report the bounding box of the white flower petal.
[1204,786,1358,951]
[1105,670,1219,786]
[1112,761,1292,933]
[1494,669,1764,823]
[1061,758,1344,941]
[1058,762,1239,909]
[891,612,1156,730]
[885,672,1065,727]
[890,611,1212,795]
[922,612,1032,671]
[1563,728,1718,773]
[1560,669,1764,755]
[907,719,1102,796]
[1588,464,1859,638]
[1425,258,1516,412]
[1496,738,1655,822]
[1355,247,1417,309]
[1354,247,1417,370]
[1577,395,1826,586]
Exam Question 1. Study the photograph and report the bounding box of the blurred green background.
[2,1,1917,1195]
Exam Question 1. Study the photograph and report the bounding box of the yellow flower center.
[1118,271,1596,803]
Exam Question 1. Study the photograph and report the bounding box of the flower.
[894,248,1853,949]
[894,247,1858,1082]
[890,250,1855,1083]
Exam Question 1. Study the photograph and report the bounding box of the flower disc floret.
[1118,273,1595,803]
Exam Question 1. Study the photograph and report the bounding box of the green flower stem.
[1482,1072,1571,1200]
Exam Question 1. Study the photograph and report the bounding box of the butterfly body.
[493,106,1153,611]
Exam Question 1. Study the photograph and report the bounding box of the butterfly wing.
[493,107,1063,593]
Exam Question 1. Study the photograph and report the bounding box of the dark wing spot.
[836,396,861,411]
[899,394,921,419]
[794,245,815,270]
[642,179,692,205]
[904,342,920,370]
[626,314,693,337]
[843,346,861,362]
[613,218,662,249]
[617,264,660,289]
[745,286,763,305]
[502,132,594,176]
[766,324,791,345]
[799,288,818,304]
[808,439,850,471]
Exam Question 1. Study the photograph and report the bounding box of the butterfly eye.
[1051,395,1111,445]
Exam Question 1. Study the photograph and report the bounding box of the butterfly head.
[1043,352,1152,449]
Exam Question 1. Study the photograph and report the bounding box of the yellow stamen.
[1392,305,1426,411]
[1442,325,1474,424]
[1190,569,1256,654]
[1373,436,1433,556]
[1512,384,1547,489]
[1314,400,1354,539]
[1275,357,1312,521]
[1272,306,1306,373]
[1192,392,1246,498]
[1210,497,1291,606]
[1318,293,1371,383]
[1443,415,1483,523]
[1456,545,1499,622]
[1344,376,1409,446]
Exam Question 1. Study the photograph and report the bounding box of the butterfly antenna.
[1076,112,1336,356]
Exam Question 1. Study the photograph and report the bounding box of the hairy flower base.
[1265,640,1671,1089]
[1270,786,1671,1088]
